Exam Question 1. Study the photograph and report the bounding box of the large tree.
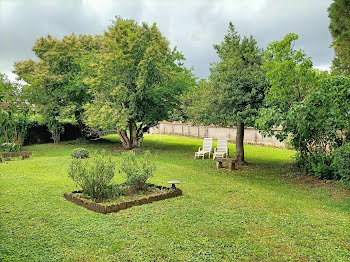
[328,0,350,75]
[183,23,267,164]
[257,33,350,178]
[83,18,195,149]
[14,34,100,140]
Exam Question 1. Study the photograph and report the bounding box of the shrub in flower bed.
[118,151,156,190]
[66,150,180,213]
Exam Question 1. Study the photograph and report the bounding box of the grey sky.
[1,0,334,80]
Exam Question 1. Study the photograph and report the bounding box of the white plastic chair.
[213,139,229,160]
[194,138,213,159]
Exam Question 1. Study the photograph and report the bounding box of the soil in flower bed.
[64,184,182,214]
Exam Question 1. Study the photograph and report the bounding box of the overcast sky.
[1,0,334,80]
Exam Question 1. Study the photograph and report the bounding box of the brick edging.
[64,185,182,214]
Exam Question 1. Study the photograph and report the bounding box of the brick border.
[1,151,32,161]
[64,185,182,214]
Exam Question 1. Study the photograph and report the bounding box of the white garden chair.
[213,139,229,160]
[194,138,213,159]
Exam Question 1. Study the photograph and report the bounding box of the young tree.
[0,74,30,147]
[14,34,100,139]
[183,23,267,164]
[328,0,350,75]
[83,18,195,149]
[256,33,319,156]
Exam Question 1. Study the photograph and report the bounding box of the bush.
[118,151,156,190]
[1,142,20,152]
[295,152,334,179]
[332,144,350,182]
[68,152,116,200]
[72,148,89,159]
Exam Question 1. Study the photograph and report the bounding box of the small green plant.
[118,150,156,190]
[68,152,116,200]
[1,142,20,152]
[332,144,350,182]
[71,148,89,159]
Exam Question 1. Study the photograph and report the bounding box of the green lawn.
[1,134,349,261]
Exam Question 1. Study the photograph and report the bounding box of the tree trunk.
[74,111,87,138]
[236,120,247,165]
[130,122,140,148]
[118,130,132,150]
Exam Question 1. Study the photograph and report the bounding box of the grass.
[0,134,349,261]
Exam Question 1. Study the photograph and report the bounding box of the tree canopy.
[183,23,267,164]
[83,18,196,149]
[328,0,350,75]
[257,33,350,178]
[14,34,100,141]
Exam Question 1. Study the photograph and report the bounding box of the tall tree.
[83,18,195,149]
[328,0,350,75]
[14,34,100,140]
[183,23,267,164]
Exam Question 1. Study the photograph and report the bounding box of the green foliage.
[14,34,100,137]
[83,18,196,149]
[1,142,20,152]
[295,152,334,179]
[258,33,350,181]
[257,33,317,140]
[181,80,216,125]
[71,148,89,159]
[46,113,64,144]
[0,74,30,147]
[328,0,350,75]
[183,23,266,127]
[67,152,116,199]
[183,23,266,163]
[118,150,156,190]
[332,144,350,181]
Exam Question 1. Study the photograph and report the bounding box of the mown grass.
[0,134,349,261]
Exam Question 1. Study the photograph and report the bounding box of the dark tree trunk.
[130,122,139,147]
[74,111,87,138]
[118,130,132,150]
[130,122,143,147]
[236,120,247,165]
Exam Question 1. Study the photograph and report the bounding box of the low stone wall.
[149,121,286,148]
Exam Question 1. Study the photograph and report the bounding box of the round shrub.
[71,148,89,159]
[332,144,350,181]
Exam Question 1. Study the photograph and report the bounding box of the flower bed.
[64,184,182,214]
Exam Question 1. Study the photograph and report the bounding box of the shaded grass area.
[0,134,349,261]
